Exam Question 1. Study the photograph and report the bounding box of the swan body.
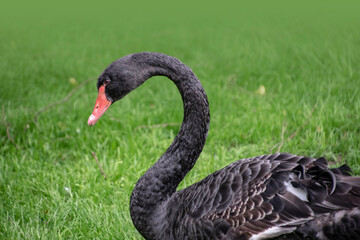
[88,52,360,240]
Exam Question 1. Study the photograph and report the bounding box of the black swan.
[88,52,360,240]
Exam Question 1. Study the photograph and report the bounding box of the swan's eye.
[104,79,111,85]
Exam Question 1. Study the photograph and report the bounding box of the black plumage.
[88,52,360,240]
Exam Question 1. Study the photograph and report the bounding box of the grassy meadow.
[1,1,360,239]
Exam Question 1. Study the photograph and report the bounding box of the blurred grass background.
[1,0,360,239]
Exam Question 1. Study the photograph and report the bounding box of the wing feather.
[169,153,360,239]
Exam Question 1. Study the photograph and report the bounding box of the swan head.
[88,54,148,127]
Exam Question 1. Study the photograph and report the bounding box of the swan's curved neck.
[128,53,210,238]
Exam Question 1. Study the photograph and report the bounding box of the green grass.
[1,1,360,239]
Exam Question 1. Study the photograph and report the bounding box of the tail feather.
[294,160,360,239]
[296,208,360,240]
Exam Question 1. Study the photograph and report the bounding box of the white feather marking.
[250,217,314,240]
[334,208,360,222]
[322,200,343,210]
[250,226,295,240]
[284,181,308,202]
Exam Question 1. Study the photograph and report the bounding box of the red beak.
[88,85,112,127]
